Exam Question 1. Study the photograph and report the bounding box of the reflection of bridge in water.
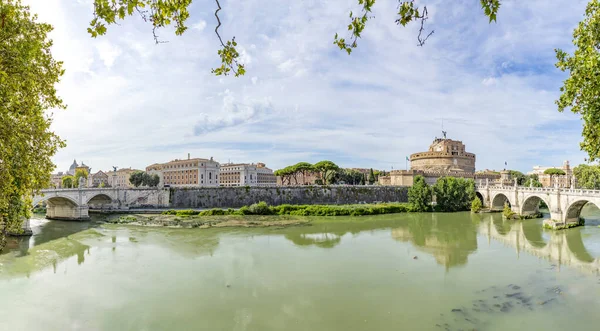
[478,214,600,275]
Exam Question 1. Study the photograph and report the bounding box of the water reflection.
[3,212,600,278]
[478,214,600,274]
[390,213,478,269]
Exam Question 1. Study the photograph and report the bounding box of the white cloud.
[95,41,122,68]
[192,20,207,32]
[26,0,590,173]
[482,77,497,86]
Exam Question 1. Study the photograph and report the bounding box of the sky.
[25,0,591,174]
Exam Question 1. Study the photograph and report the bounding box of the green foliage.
[471,197,482,213]
[334,0,375,54]
[62,176,74,189]
[129,171,160,187]
[196,202,411,217]
[73,168,89,188]
[556,0,600,161]
[0,0,66,247]
[129,171,145,187]
[161,209,198,216]
[88,1,502,77]
[99,182,106,188]
[368,168,375,185]
[89,0,191,39]
[247,201,273,215]
[433,177,475,212]
[502,202,516,219]
[543,168,566,175]
[313,161,340,185]
[508,170,527,185]
[523,177,543,187]
[573,164,600,189]
[336,169,365,185]
[408,175,431,212]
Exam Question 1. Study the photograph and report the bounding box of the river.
[1,207,600,331]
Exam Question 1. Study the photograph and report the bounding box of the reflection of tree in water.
[284,233,341,248]
[391,213,478,270]
[282,216,411,249]
[280,214,479,269]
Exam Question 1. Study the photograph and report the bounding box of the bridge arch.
[491,193,511,211]
[33,195,80,208]
[564,199,599,223]
[475,192,484,204]
[520,194,550,217]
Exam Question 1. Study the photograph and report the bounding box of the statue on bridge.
[571,175,576,189]
[78,176,86,188]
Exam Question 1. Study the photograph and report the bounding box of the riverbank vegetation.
[0,1,66,250]
[163,202,412,217]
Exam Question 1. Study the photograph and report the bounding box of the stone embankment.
[170,186,409,209]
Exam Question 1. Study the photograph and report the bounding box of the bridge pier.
[46,203,90,221]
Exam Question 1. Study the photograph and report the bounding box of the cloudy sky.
[27,0,590,173]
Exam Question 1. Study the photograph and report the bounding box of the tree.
[573,164,600,189]
[359,174,365,185]
[523,177,543,188]
[88,0,501,77]
[368,168,375,185]
[129,171,145,187]
[62,176,74,189]
[73,169,89,188]
[293,162,314,184]
[146,174,160,187]
[556,0,600,161]
[313,161,340,185]
[0,0,65,248]
[543,168,566,176]
[274,167,294,185]
[408,175,431,212]
[508,170,527,185]
[99,182,106,188]
[433,177,476,212]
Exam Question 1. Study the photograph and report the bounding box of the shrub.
[471,197,482,213]
[161,209,177,215]
[502,202,516,219]
[175,209,198,216]
[248,201,273,215]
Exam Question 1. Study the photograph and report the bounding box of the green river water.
[1,207,600,331]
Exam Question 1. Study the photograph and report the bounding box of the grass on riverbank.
[162,202,412,217]
[106,214,310,229]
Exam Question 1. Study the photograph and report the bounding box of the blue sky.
[28,0,590,173]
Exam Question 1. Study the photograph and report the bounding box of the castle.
[378,134,499,186]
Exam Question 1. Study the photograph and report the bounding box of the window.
[201,174,204,179]
[209,173,212,179]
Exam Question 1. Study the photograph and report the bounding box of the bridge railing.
[475,185,600,195]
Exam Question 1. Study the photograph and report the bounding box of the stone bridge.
[476,184,600,224]
[32,188,170,221]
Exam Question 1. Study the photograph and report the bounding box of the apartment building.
[220,162,276,187]
[146,155,220,187]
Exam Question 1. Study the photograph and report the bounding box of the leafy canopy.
[573,164,600,189]
[543,168,566,176]
[556,0,600,161]
[90,0,502,77]
[433,177,476,212]
[0,0,65,248]
[408,175,431,212]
